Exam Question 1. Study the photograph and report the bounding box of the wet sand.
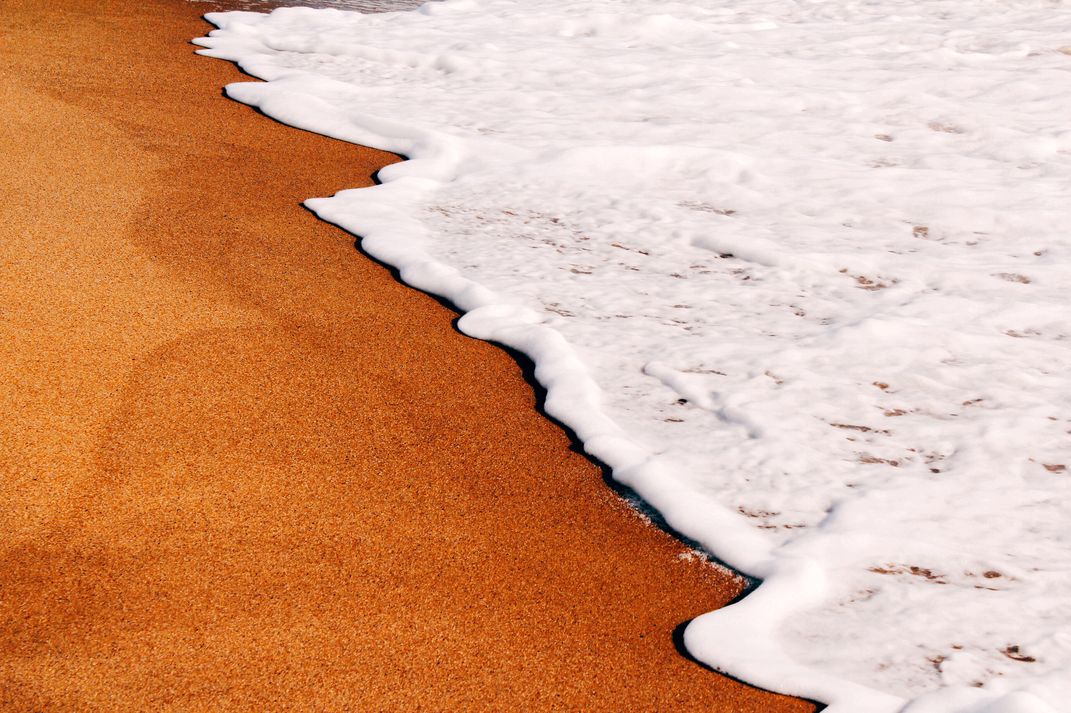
[0,0,814,709]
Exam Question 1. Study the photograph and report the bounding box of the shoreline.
[0,0,812,709]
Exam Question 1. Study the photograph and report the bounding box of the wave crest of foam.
[196,2,1071,710]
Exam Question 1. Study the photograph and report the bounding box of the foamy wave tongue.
[195,2,1071,710]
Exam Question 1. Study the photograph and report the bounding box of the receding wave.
[196,2,1071,710]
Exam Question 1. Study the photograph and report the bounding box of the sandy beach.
[0,0,813,709]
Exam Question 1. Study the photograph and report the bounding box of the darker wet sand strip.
[0,0,813,709]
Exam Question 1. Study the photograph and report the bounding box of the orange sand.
[0,0,814,709]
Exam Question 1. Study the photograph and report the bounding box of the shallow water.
[197,2,1071,711]
[189,0,422,12]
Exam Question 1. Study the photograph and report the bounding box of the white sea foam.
[195,2,1071,710]
[188,0,422,12]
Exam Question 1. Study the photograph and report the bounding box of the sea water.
[195,2,1071,710]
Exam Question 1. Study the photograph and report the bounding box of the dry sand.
[0,0,814,709]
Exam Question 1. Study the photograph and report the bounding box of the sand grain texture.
[0,0,813,710]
